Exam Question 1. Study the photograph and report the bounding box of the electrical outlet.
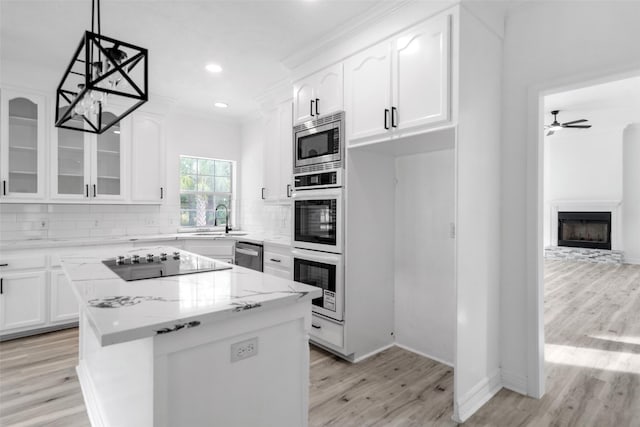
[230,337,258,363]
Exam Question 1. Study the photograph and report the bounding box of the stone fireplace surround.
[546,200,623,264]
[549,200,622,250]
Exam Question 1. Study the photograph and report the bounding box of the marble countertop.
[0,231,291,251]
[61,245,319,346]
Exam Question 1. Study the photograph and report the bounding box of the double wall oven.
[292,112,345,325]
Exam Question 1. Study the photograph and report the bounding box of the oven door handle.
[292,249,340,263]
[235,248,260,257]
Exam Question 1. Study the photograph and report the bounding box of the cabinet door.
[92,110,126,200]
[292,79,315,124]
[314,63,343,117]
[51,107,92,200]
[278,101,293,200]
[262,109,280,201]
[0,271,46,331]
[50,269,79,323]
[0,90,46,200]
[392,14,450,133]
[131,113,165,203]
[344,41,392,145]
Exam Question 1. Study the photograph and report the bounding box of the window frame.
[178,155,236,230]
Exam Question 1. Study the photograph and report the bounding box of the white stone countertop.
[61,245,319,347]
[0,231,291,251]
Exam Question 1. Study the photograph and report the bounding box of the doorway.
[533,72,640,419]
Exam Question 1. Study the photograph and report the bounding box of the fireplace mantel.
[549,200,622,251]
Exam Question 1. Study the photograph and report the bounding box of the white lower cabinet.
[263,243,292,279]
[310,314,344,350]
[0,270,47,331]
[49,269,79,323]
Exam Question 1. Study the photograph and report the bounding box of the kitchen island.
[60,245,321,427]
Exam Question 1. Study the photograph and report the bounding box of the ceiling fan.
[545,110,592,136]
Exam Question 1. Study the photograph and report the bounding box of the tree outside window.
[180,156,233,227]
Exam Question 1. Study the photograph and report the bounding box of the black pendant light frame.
[55,0,148,134]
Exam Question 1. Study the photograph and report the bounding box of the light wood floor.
[2,260,640,426]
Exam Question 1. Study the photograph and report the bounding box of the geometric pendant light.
[55,0,148,134]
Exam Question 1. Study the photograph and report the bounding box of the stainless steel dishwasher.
[234,241,263,272]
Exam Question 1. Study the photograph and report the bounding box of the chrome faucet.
[214,204,231,233]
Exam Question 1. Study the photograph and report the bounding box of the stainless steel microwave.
[293,111,344,174]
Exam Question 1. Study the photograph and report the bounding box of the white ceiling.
[0,0,391,120]
[544,75,640,133]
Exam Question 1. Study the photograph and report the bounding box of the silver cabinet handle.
[235,248,259,257]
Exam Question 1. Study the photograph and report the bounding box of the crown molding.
[281,0,414,71]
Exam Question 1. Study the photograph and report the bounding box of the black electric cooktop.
[102,251,232,281]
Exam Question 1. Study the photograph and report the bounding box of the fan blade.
[562,119,588,125]
[546,130,555,136]
[563,125,592,129]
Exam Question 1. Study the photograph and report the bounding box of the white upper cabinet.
[344,42,392,143]
[293,63,343,124]
[263,100,293,202]
[0,89,46,200]
[130,112,165,203]
[392,14,450,132]
[51,108,127,202]
[344,14,451,146]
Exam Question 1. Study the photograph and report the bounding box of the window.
[180,156,234,228]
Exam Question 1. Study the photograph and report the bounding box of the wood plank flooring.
[1,260,640,426]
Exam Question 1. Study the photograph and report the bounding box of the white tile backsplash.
[0,203,179,242]
[238,199,291,237]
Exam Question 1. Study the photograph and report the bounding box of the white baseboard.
[624,257,640,265]
[76,363,105,427]
[501,369,528,395]
[352,342,395,363]
[452,369,502,423]
[394,343,454,367]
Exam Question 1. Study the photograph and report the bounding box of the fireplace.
[558,211,612,250]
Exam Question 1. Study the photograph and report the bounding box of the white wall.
[453,6,503,421]
[394,149,455,365]
[501,1,640,397]
[543,127,623,246]
[623,124,640,264]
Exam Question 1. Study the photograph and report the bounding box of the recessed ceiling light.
[214,102,228,108]
[205,63,223,73]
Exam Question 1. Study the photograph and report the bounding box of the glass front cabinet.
[0,90,46,200]
[51,109,126,201]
